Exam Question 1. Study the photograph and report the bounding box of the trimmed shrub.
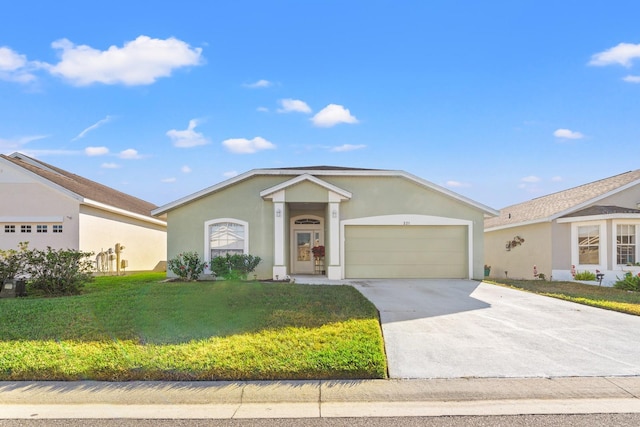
[211,254,262,280]
[167,252,208,281]
[24,247,94,296]
[613,272,640,292]
[574,271,596,281]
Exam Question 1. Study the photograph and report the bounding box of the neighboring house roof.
[152,166,499,217]
[485,169,640,231]
[1,152,164,224]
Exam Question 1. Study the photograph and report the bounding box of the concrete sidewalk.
[2,376,640,419]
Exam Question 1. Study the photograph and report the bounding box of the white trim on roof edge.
[260,174,352,199]
[83,199,167,226]
[152,168,499,216]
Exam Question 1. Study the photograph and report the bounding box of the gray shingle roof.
[485,169,640,230]
[2,153,159,219]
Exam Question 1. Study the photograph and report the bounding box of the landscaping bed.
[0,273,387,380]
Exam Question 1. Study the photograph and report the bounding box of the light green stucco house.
[152,166,498,280]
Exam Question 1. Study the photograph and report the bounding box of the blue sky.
[2,1,640,210]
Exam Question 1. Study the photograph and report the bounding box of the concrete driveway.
[351,279,640,379]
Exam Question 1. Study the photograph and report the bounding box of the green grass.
[486,279,640,316]
[0,273,387,381]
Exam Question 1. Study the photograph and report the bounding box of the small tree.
[167,251,208,281]
[24,247,94,296]
[211,253,261,280]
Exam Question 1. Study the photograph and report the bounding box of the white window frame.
[613,220,640,266]
[571,221,607,270]
[203,218,249,271]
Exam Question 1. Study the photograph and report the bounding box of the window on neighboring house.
[4,225,15,233]
[53,225,63,233]
[617,224,636,265]
[578,225,599,264]
[37,225,48,233]
[209,221,245,259]
[21,225,32,233]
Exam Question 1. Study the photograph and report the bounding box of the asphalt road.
[2,415,640,426]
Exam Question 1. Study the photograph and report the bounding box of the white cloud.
[47,36,203,86]
[0,46,39,83]
[446,180,471,188]
[101,162,120,169]
[311,104,359,127]
[521,175,541,183]
[181,165,192,173]
[222,136,276,154]
[73,116,113,141]
[166,119,210,148]
[257,106,269,112]
[85,146,109,156]
[243,79,272,88]
[330,144,366,152]
[119,148,142,159]
[0,134,48,150]
[223,170,238,178]
[553,128,584,139]
[277,98,312,114]
[161,177,176,183]
[589,42,640,67]
[623,75,640,83]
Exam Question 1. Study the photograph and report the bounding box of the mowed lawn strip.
[486,279,640,316]
[0,273,387,380]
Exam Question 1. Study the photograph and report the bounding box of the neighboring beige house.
[0,152,167,272]
[152,166,498,280]
[484,170,640,285]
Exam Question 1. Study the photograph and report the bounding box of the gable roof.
[152,166,499,216]
[485,169,640,231]
[1,152,164,224]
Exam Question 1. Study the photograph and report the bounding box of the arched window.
[204,219,249,263]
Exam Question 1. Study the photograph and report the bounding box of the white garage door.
[344,225,468,279]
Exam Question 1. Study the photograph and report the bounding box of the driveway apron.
[352,280,640,379]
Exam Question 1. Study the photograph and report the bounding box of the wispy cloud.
[623,75,640,83]
[330,144,366,152]
[243,79,272,88]
[85,146,109,156]
[161,177,176,183]
[166,119,210,148]
[277,98,312,114]
[119,148,143,159]
[0,134,49,150]
[223,170,238,178]
[553,128,584,139]
[101,162,120,169]
[311,104,359,127]
[73,116,113,141]
[222,136,276,154]
[181,165,192,173]
[446,180,471,188]
[0,46,41,83]
[521,175,541,183]
[589,42,640,67]
[47,36,203,86]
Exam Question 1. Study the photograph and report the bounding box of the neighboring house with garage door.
[0,152,167,272]
[152,166,498,280]
[484,169,640,285]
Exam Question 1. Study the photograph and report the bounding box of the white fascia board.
[260,173,352,199]
[84,199,167,227]
[484,217,551,233]
[556,213,640,224]
[549,179,640,221]
[0,216,64,223]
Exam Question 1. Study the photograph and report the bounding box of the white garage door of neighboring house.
[344,225,468,279]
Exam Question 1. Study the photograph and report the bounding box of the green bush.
[613,272,640,292]
[24,247,94,296]
[574,271,596,281]
[211,253,262,280]
[167,251,208,281]
[0,242,29,282]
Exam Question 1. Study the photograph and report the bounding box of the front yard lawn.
[487,279,640,316]
[0,273,387,381]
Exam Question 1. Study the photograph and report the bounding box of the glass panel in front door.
[297,232,312,261]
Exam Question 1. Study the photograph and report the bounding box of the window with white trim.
[208,221,245,258]
[21,225,32,233]
[37,225,48,233]
[4,225,15,233]
[617,224,636,265]
[577,225,599,265]
[53,225,63,233]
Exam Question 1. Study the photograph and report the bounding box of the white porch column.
[272,191,287,280]
[327,196,342,280]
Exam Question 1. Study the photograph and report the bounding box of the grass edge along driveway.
[0,273,387,381]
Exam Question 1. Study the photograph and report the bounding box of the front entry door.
[292,229,323,274]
